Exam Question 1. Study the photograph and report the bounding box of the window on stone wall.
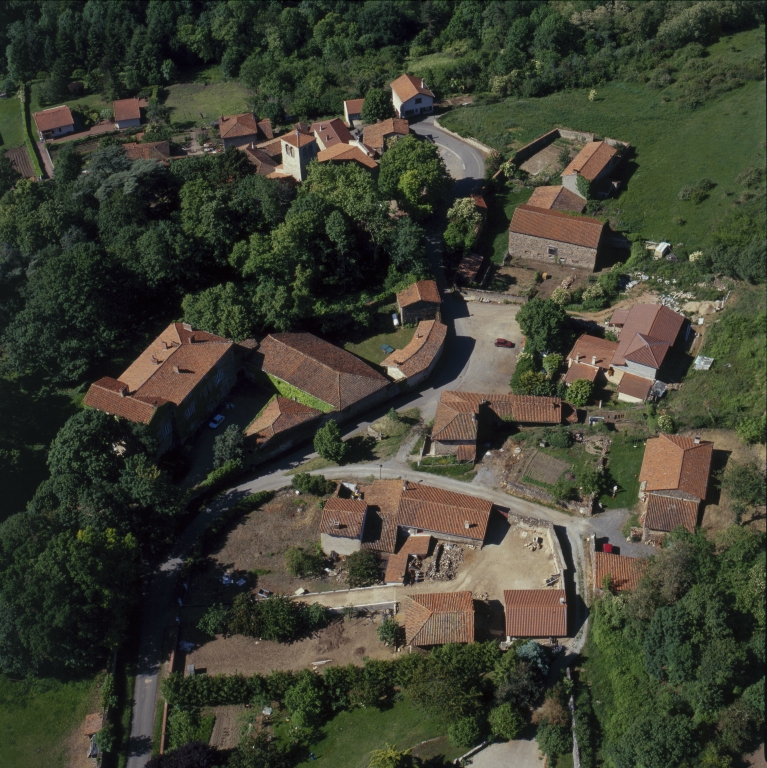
[548,247,558,257]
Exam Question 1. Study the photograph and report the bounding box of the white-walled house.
[32,105,74,140]
[390,74,434,118]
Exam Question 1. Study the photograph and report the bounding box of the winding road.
[126,116,592,767]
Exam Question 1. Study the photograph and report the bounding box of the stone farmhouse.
[405,592,475,648]
[319,497,369,556]
[390,73,434,118]
[504,590,568,640]
[639,433,714,535]
[239,143,279,176]
[430,391,577,463]
[84,323,252,455]
[343,98,364,125]
[396,279,441,325]
[218,112,273,149]
[317,142,378,170]
[33,105,74,140]
[564,334,619,387]
[253,332,390,418]
[243,395,322,458]
[561,139,628,199]
[113,97,141,129]
[508,205,606,271]
[381,319,447,387]
[362,117,410,155]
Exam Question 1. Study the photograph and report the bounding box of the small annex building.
[593,549,648,592]
[244,395,322,456]
[239,142,279,176]
[396,280,441,325]
[320,497,369,556]
[362,117,410,155]
[527,185,586,213]
[561,140,625,199]
[343,98,365,125]
[405,592,474,647]
[508,205,606,272]
[33,105,74,140]
[317,142,378,170]
[390,74,434,118]
[504,590,568,639]
[123,140,170,163]
[381,319,447,387]
[639,433,714,534]
[113,97,141,129]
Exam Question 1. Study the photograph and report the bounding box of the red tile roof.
[257,138,283,158]
[282,130,317,149]
[640,434,713,501]
[456,252,484,284]
[391,74,435,103]
[645,494,699,533]
[244,396,321,444]
[317,143,378,169]
[310,118,354,149]
[362,118,410,152]
[527,185,586,213]
[344,98,365,115]
[360,479,403,553]
[567,334,618,369]
[398,280,441,308]
[113,98,140,122]
[239,142,279,174]
[617,372,653,401]
[504,590,567,638]
[384,534,432,583]
[610,309,630,326]
[320,498,368,539]
[123,141,170,162]
[381,320,447,378]
[33,105,74,133]
[509,205,604,249]
[255,333,388,411]
[565,362,598,385]
[406,591,474,646]
[594,552,648,592]
[471,193,488,210]
[219,113,272,140]
[562,141,617,181]
[611,304,685,367]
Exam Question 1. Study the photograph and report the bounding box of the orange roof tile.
[113,97,140,122]
[320,498,368,539]
[255,333,388,411]
[504,590,567,638]
[317,143,378,169]
[567,334,618,369]
[310,118,354,149]
[456,252,484,283]
[344,98,365,115]
[219,113,259,139]
[565,362,599,384]
[610,308,630,326]
[362,118,409,152]
[594,551,648,592]
[617,372,653,401]
[244,396,321,444]
[397,280,441,308]
[611,304,686,367]
[527,185,586,213]
[282,130,317,149]
[360,479,404,553]
[562,141,617,181]
[239,142,279,174]
[509,205,604,249]
[123,141,170,162]
[406,591,474,646]
[645,494,699,533]
[384,534,432,583]
[381,320,447,378]
[391,74,435,103]
[639,434,713,501]
[33,105,74,132]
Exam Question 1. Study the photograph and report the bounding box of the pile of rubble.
[426,543,464,581]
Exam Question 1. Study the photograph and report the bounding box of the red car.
[494,338,514,348]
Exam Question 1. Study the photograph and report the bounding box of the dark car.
[494,338,514,348]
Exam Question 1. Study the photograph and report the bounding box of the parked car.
[494,338,514,348]
[209,414,225,429]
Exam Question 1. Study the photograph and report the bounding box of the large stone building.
[508,204,605,271]
[280,129,319,182]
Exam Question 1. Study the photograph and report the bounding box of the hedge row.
[20,87,45,178]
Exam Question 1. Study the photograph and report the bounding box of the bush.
[736,414,766,445]
[657,414,675,433]
[197,459,241,492]
[551,287,570,306]
[489,702,525,740]
[345,550,380,587]
[198,603,229,636]
[567,379,593,407]
[536,720,572,758]
[377,617,403,647]
[213,424,245,468]
[448,715,483,748]
[291,473,335,495]
[285,544,326,578]
[314,420,348,462]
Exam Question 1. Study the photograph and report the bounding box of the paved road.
[125,120,601,766]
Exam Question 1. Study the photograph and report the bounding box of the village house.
[253,332,390,418]
[343,98,365,126]
[362,117,410,155]
[243,395,322,458]
[396,279,441,325]
[32,105,74,140]
[405,592,475,647]
[218,112,273,150]
[317,142,378,171]
[527,185,586,213]
[639,433,714,535]
[278,129,319,182]
[239,142,279,175]
[310,118,354,151]
[561,139,627,199]
[83,323,250,455]
[113,97,141,129]
[504,590,568,640]
[381,319,447,387]
[592,542,648,592]
[390,73,434,118]
[508,205,606,272]
[564,334,619,386]
[123,140,170,163]
[430,391,576,463]
[319,497,369,556]
[384,535,433,584]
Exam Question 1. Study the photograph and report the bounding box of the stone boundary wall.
[432,116,496,155]
[459,288,528,304]
[326,601,398,614]
[507,512,566,578]
[511,128,596,166]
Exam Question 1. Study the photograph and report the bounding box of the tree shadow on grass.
[342,435,379,464]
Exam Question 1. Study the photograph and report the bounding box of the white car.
[209,414,225,429]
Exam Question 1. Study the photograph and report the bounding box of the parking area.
[466,738,544,767]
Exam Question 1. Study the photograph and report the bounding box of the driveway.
[466,739,543,767]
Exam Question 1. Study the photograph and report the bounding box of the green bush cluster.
[291,472,335,496]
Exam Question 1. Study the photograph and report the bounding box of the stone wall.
[400,300,440,325]
[508,231,598,271]
[511,128,596,166]
[459,288,528,305]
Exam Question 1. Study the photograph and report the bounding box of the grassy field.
[440,28,766,249]
[0,673,99,768]
[668,286,766,431]
[409,458,476,481]
[292,699,461,768]
[163,81,250,130]
[599,433,647,510]
[0,94,24,148]
[344,325,417,366]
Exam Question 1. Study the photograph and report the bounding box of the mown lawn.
[291,699,461,768]
[0,93,24,148]
[163,81,251,130]
[477,186,534,264]
[344,325,416,366]
[440,28,766,249]
[600,433,647,510]
[0,673,99,768]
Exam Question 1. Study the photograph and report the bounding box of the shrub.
[314,421,348,462]
[567,379,593,407]
[101,674,118,710]
[536,720,572,758]
[736,414,766,445]
[198,603,229,636]
[448,715,483,748]
[345,550,380,587]
[197,459,241,492]
[213,424,245,468]
[551,287,570,306]
[285,544,326,578]
[291,472,335,495]
[551,476,574,502]
[657,414,675,433]
[377,617,403,647]
[489,702,525,740]
[542,353,563,378]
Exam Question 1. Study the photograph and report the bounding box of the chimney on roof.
[472,413,477,422]
[333,521,341,529]
[694,436,701,445]
[560,597,565,604]
[464,520,471,530]
[575,353,581,363]
[173,365,180,374]
[402,481,407,491]
[182,323,192,331]
[119,387,126,398]
[592,355,597,365]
